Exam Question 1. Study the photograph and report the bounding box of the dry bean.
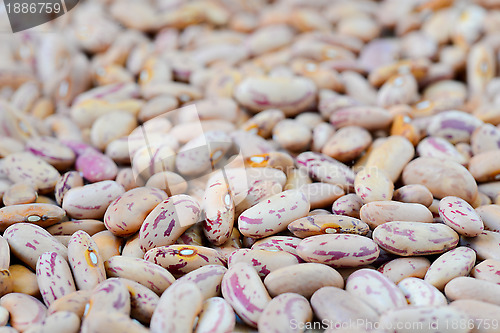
[173,265,227,300]
[3,183,37,206]
[47,290,90,318]
[0,293,47,332]
[378,257,431,284]
[471,259,500,284]
[398,277,447,306]
[91,230,122,262]
[417,136,467,165]
[75,150,118,183]
[439,196,484,236]
[360,201,433,229]
[424,246,476,290]
[228,249,299,277]
[54,171,83,206]
[119,278,159,325]
[450,300,500,333]
[272,119,311,152]
[9,265,39,298]
[47,220,106,236]
[0,204,66,232]
[0,238,8,271]
[24,311,80,333]
[475,204,500,232]
[67,231,106,291]
[392,184,434,207]
[25,137,75,171]
[81,311,148,333]
[36,252,76,306]
[322,126,372,162]
[445,276,500,306]
[461,230,500,261]
[469,150,500,182]
[194,297,235,333]
[288,215,369,238]
[0,306,8,326]
[373,221,459,256]
[86,278,131,317]
[332,193,363,218]
[258,293,312,333]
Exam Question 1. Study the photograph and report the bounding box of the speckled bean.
[173,265,227,300]
[471,123,500,155]
[139,194,201,251]
[469,150,500,182]
[62,181,125,219]
[36,252,76,306]
[450,300,500,333]
[194,297,235,333]
[25,311,80,333]
[67,230,106,291]
[47,220,106,236]
[91,230,122,262]
[417,136,467,165]
[221,262,271,327]
[398,277,448,306]
[300,183,344,209]
[47,290,91,318]
[346,268,407,314]
[104,187,167,237]
[296,151,355,191]
[0,204,65,232]
[150,281,202,333]
[234,76,317,116]
[105,256,175,295]
[427,110,483,144]
[75,150,118,183]
[54,171,83,206]
[119,278,159,325]
[330,106,393,130]
[439,196,484,236]
[360,201,433,229]
[403,157,478,203]
[0,293,47,332]
[373,221,459,256]
[471,259,500,284]
[3,153,60,194]
[355,167,394,203]
[4,223,68,270]
[297,234,379,267]
[86,278,131,317]
[203,178,235,246]
[264,263,344,298]
[288,214,369,238]
[258,293,312,333]
[25,137,75,171]
[331,193,363,218]
[322,126,372,162]
[81,311,148,333]
[378,257,431,284]
[228,249,299,277]
[144,245,226,277]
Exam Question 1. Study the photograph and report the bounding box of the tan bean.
[47,290,91,318]
[3,183,37,206]
[228,249,299,277]
[475,204,500,232]
[0,237,9,271]
[258,293,312,333]
[24,311,80,333]
[81,311,148,333]
[91,230,122,262]
[471,259,500,284]
[450,300,500,333]
[0,306,8,326]
[461,230,500,261]
[47,220,106,236]
[0,204,66,232]
[360,201,433,229]
[445,276,500,306]
[9,265,39,298]
[322,126,372,162]
[392,184,434,207]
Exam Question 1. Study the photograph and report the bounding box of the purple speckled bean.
[86,278,131,317]
[288,214,369,238]
[173,265,227,300]
[221,262,271,328]
[25,137,76,171]
[257,293,312,333]
[424,246,476,290]
[0,293,47,332]
[75,150,118,183]
[3,152,60,194]
[471,123,500,155]
[228,249,299,278]
[427,110,483,144]
[379,306,469,333]
[47,290,91,318]
[104,187,167,237]
[4,223,68,270]
[439,196,484,237]
[475,205,500,232]
[392,184,433,207]
[373,221,459,256]
[345,268,407,314]
[331,193,363,218]
[297,234,379,268]
[203,178,235,246]
[25,311,81,333]
[47,220,106,236]
[104,256,175,296]
[119,278,159,325]
[471,259,500,284]
[62,181,125,219]
[296,151,355,191]
[238,189,310,238]
[67,231,106,291]
[329,106,393,130]
[461,230,500,261]
[398,277,447,306]
[360,201,434,229]
[194,297,235,333]
[417,136,467,165]
[144,245,226,277]
[354,167,394,203]
[139,194,201,251]
[377,257,431,284]
[251,236,302,259]
[81,311,148,333]
[36,251,76,307]
[54,171,84,206]
[150,281,203,333]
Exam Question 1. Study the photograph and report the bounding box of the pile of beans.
[2,0,500,332]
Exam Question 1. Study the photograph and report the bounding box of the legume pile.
[1,0,500,332]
